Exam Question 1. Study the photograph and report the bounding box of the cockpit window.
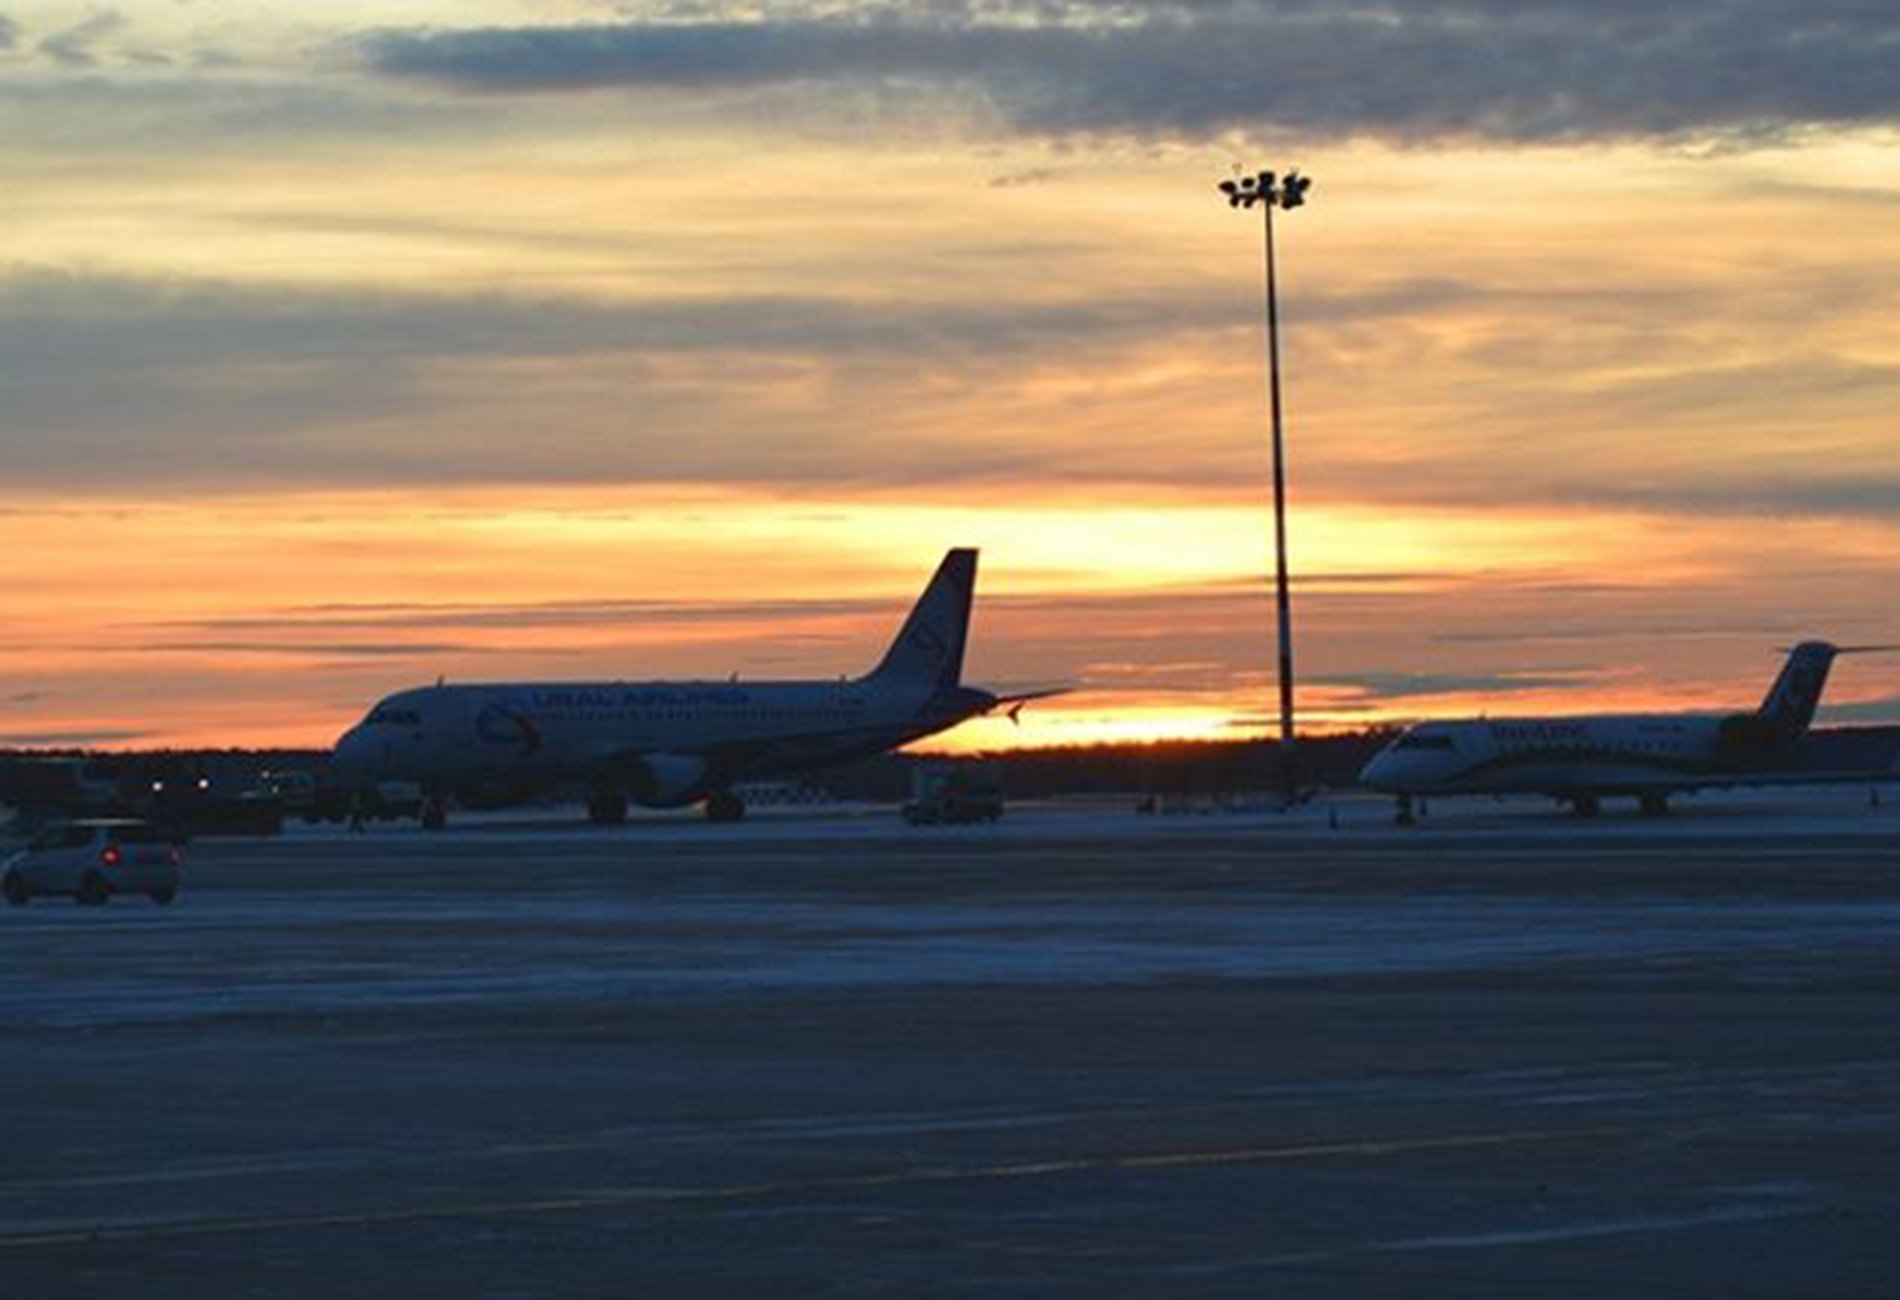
[1394,735,1455,751]
[367,707,422,727]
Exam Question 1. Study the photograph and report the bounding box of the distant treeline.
[815,730,1401,801]
[0,733,1401,803]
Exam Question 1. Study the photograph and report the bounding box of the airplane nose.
[332,726,375,787]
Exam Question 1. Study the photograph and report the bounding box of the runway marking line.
[0,1126,1624,1250]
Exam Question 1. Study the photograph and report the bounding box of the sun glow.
[1,484,1894,751]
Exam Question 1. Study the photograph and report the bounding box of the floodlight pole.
[1220,168,1311,809]
[1261,197,1298,808]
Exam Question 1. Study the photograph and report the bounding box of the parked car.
[3,819,183,906]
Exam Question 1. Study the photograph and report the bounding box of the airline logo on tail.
[907,623,948,664]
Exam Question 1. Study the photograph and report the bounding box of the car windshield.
[109,825,171,845]
[28,826,94,850]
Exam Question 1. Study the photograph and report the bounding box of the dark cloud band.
[4,267,1899,518]
[359,3,1900,143]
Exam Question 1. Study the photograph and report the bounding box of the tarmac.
[5,790,1900,1297]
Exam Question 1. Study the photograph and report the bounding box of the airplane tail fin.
[866,548,977,693]
[1756,641,1841,739]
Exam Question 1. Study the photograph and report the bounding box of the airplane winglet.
[985,687,1071,724]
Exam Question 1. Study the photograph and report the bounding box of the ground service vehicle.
[903,763,1005,825]
[259,769,320,814]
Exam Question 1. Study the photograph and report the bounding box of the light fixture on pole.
[1219,167,1312,808]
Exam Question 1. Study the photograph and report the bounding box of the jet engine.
[626,752,709,808]
[1715,712,1783,762]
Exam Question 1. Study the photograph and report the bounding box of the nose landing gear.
[587,791,629,826]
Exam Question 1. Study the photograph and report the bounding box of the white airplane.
[331,548,1053,829]
[1360,641,1894,821]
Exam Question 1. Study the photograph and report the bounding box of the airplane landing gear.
[421,798,447,832]
[1569,795,1601,819]
[1394,795,1416,826]
[1640,793,1670,818]
[587,791,629,826]
[704,790,745,823]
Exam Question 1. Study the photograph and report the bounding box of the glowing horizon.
[1,485,1894,753]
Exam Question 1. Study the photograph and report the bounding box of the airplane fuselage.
[1361,712,1735,797]
[335,677,996,807]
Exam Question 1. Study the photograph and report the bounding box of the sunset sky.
[3,1,1898,751]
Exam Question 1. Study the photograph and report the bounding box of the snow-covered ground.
[7,794,1898,1031]
[6,809,1900,1296]
[270,780,1900,845]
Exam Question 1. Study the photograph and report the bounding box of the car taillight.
[101,845,122,866]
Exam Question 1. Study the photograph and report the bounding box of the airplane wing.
[587,717,931,794]
[1612,726,1900,794]
[1681,767,1900,791]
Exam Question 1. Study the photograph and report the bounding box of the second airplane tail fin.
[1756,640,1842,740]
[866,548,977,693]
